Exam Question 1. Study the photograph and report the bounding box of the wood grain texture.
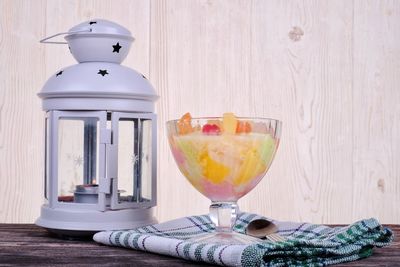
[0,224,208,266]
[0,0,47,223]
[0,224,399,266]
[242,0,354,224]
[352,0,400,224]
[0,0,399,224]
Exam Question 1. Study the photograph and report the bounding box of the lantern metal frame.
[110,112,157,210]
[45,110,157,211]
[35,19,159,236]
[47,110,107,211]
[37,110,158,234]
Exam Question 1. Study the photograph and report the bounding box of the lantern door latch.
[98,128,113,194]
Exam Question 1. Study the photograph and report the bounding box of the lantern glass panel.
[57,117,100,203]
[117,118,153,204]
[140,119,153,202]
[117,120,135,199]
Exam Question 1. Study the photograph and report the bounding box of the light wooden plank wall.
[0,0,399,224]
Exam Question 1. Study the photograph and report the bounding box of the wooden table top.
[0,224,398,266]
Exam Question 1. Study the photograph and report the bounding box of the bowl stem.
[209,201,238,233]
[185,201,260,244]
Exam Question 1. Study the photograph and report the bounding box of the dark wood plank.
[0,224,209,266]
[0,224,398,266]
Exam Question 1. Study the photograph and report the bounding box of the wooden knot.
[289,26,304,42]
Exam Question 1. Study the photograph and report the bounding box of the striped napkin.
[93,213,393,266]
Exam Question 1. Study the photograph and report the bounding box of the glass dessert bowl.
[167,113,282,245]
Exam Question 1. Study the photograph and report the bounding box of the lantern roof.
[39,62,157,100]
[38,19,158,113]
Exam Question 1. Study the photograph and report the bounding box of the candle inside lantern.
[57,195,74,202]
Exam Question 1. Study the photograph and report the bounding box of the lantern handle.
[40,29,92,44]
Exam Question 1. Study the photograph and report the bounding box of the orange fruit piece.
[199,151,230,184]
[177,112,194,135]
[236,121,252,134]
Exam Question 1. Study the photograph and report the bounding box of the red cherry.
[202,124,221,135]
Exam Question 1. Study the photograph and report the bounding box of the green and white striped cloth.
[93,213,393,266]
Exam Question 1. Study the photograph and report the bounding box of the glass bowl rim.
[166,116,282,124]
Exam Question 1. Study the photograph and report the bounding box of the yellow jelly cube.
[222,112,237,134]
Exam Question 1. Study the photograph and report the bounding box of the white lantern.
[35,19,158,236]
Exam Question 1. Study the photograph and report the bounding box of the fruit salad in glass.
[167,113,282,244]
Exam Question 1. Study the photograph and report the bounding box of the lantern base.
[35,204,157,237]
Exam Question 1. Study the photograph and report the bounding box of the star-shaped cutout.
[112,42,122,53]
[56,71,63,77]
[74,155,83,166]
[89,21,97,25]
[131,154,139,165]
[98,69,109,76]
